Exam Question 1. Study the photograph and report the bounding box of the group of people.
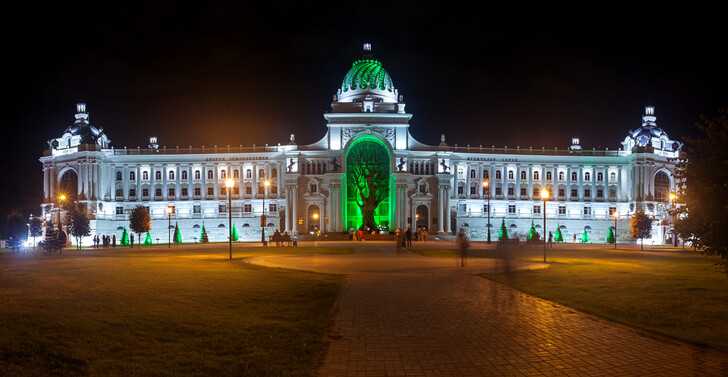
[270,230,297,247]
[394,226,429,250]
[92,234,118,248]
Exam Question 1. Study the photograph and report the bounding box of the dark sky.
[3,4,727,227]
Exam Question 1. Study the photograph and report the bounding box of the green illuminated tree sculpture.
[173,222,182,244]
[200,224,209,243]
[144,232,152,246]
[527,222,539,241]
[581,229,590,243]
[120,228,129,246]
[554,225,564,242]
[498,219,509,240]
[347,140,389,229]
[231,224,239,241]
[606,226,616,244]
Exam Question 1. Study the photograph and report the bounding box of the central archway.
[343,135,394,231]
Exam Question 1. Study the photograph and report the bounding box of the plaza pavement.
[248,241,728,377]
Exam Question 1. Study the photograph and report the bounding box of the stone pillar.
[43,167,49,202]
[284,187,291,232]
[444,187,451,234]
[291,185,297,235]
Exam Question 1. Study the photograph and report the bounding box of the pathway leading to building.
[249,244,728,376]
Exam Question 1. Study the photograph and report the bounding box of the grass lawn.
[0,246,344,376]
[482,245,728,350]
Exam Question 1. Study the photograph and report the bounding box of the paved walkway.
[249,245,728,376]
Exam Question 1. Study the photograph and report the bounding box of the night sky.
[3,4,726,231]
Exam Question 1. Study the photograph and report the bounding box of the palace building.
[40,44,682,245]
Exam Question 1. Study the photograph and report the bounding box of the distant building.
[40,45,682,245]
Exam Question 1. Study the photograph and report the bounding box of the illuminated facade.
[40,45,682,245]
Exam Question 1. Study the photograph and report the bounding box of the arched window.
[483,170,489,179]
[194,170,200,180]
[271,168,277,178]
[207,170,213,180]
[169,170,175,180]
[259,169,265,178]
[533,171,540,180]
[508,171,514,180]
[155,171,161,180]
[495,170,502,180]
[546,171,552,181]
[610,172,616,182]
[142,171,149,180]
[233,169,239,178]
[116,171,122,181]
[246,169,252,179]
[520,171,526,180]
[181,170,188,180]
[559,171,564,181]
[597,172,603,182]
[584,172,591,181]
[654,172,671,202]
[129,171,135,181]
[470,169,476,178]
[220,170,226,179]
[571,172,577,181]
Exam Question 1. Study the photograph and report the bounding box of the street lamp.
[261,179,271,246]
[482,179,491,243]
[669,191,677,247]
[225,178,234,260]
[166,205,174,248]
[612,210,618,249]
[540,188,549,263]
[57,193,67,231]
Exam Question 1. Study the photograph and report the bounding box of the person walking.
[457,228,469,267]
[405,227,412,248]
[112,234,116,248]
[130,233,135,248]
[395,227,402,252]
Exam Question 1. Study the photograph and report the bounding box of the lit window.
[245,185,252,195]
[207,187,214,196]
[508,205,516,214]
[609,207,616,216]
[116,171,122,181]
[129,171,136,181]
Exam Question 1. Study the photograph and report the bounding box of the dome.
[621,106,681,154]
[338,54,397,103]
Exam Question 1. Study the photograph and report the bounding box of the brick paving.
[250,245,728,376]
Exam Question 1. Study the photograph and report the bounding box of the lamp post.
[482,179,491,243]
[669,192,677,247]
[166,205,173,248]
[612,211,618,249]
[225,178,234,260]
[540,188,549,263]
[261,179,270,246]
[57,193,67,232]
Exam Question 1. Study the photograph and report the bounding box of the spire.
[642,106,657,127]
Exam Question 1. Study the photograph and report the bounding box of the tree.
[527,222,539,241]
[120,228,130,246]
[231,224,239,241]
[68,206,91,250]
[674,109,728,267]
[129,206,151,248]
[143,232,153,246]
[29,217,43,248]
[581,229,590,243]
[498,219,509,240]
[630,210,653,250]
[5,212,27,250]
[173,222,182,244]
[606,226,616,244]
[553,225,563,242]
[347,140,390,229]
[200,224,209,243]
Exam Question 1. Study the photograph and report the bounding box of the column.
[213,165,219,200]
[43,167,49,202]
[284,187,291,232]
[444,187,451,233]
[291,185,297,234]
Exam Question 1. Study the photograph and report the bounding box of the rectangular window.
[181,188,188,197]
[558,188,565,198]
[558,206,566,215]
[571,172,577,181]
[168,188,175,197]
[495,187,502,196]
[195,170,201,180]
[115,206,124,215]
[570,189,578,198]
[129,189,136,197]
[457,186,464,195]
[243,204,252,213]
[597,172,604,182]
[221,187,227,195]
[193,205,201,214]
[155,188,162,197]
[470,186,476,195]
[219,204,227,213]
[583,207,592,216]
[271,186,278,195]
[233,187,239,195]
[310,184,317,193]
[533,205,541,214]
[520,187,527,197]
[207,187,214,196]
[142,188,149,197]
[533,171,540,180]
[115,189,123,197]
[546,171,552,181]
[194,187,201,196]
[129,171,136,181]
[584,189,591,198]
[143,171,149,180]
[245,186,252,195]
[483,204,489,213]
[520,171,526,180]
[246,169,252,179]
[269,203,277,213]
[233,169,239,178]
[597,189,604,198]
[155,171,162,180]
[609,207,617,217]
[207,170,213,180]
[507,187,514,196]
[508,205,516,214]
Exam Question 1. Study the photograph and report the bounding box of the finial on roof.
[363,42,372,52]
